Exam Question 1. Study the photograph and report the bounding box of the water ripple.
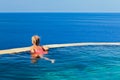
[0,46,120,80]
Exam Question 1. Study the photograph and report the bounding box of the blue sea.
[0,13,120,80]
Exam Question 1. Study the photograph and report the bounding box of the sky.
[0,0,120,12]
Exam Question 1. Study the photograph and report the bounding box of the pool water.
[0,45,120,80]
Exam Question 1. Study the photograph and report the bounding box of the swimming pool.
[0,45,120,80]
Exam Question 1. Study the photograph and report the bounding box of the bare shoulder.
[30,46,35,50]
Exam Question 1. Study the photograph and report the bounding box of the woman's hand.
[42,46,49,51]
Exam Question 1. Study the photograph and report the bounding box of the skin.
[30,45,49,63]
[30,35,55,63]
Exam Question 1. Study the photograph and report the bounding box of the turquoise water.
[0,46,120,80]
[0,13,120,80]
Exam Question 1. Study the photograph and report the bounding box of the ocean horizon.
[0,13,120,80]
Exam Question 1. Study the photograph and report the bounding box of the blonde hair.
[32,35,40,45]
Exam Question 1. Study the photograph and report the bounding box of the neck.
[33,44,38,46]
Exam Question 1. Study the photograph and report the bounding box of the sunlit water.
[1,13,120,80]
[0,46,120,80]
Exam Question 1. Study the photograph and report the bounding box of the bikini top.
[32,46,48,55]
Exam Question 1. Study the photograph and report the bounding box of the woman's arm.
[42,46,49,51]
[41,46,49,54]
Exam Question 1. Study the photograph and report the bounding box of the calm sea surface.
[0,13,120,80]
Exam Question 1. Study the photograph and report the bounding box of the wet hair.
[32,35,40,45]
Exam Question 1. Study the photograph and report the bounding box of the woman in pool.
[30,35,55,63]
